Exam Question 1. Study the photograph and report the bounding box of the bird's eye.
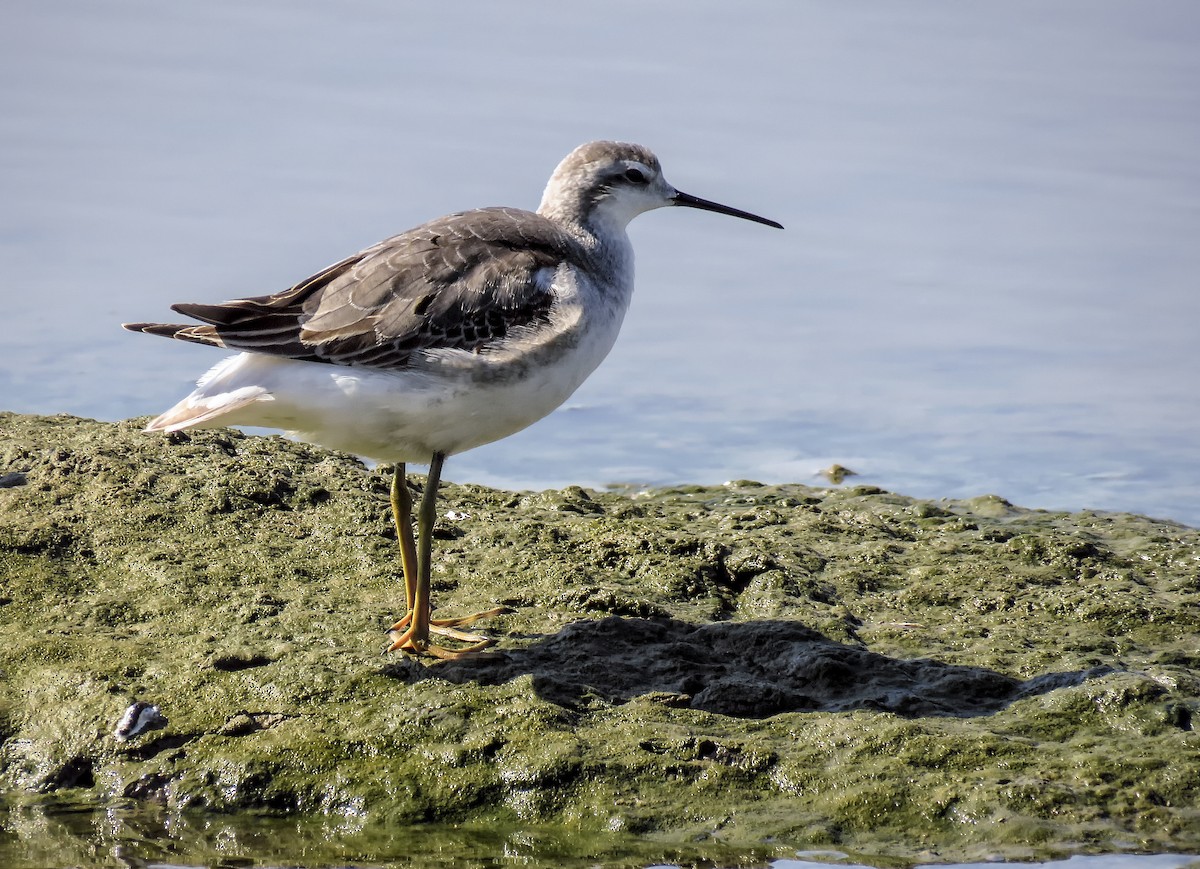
[623,167,647,184]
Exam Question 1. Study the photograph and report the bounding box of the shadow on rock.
[383,616,1110,719]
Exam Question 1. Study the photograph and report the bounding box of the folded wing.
[124,207,571,371]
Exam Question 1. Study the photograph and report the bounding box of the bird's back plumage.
[125,207,584,372]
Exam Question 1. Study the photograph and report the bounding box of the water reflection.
[3,799,1196,869]
[2,799,773,868]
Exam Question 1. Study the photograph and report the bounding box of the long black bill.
[672,190,783,229]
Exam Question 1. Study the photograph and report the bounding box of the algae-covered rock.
[0,412,1197,866]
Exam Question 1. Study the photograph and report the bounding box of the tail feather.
[144,386,270,432]
[141,354,273,432]
[122,321,226,348]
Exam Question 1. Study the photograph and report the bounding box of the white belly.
[155,294,627,463]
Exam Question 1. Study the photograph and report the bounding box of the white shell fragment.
[113,701,168,742]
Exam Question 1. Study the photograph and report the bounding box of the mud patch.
[0,413,1198,865]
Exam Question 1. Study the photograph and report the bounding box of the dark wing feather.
[124,207,574,371]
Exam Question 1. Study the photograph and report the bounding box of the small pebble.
[113,701,168,741]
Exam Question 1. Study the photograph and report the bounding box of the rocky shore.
[1,412,1197,867]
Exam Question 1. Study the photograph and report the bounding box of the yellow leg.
[408,449,440,649]
[385,453,506,658]
[391,464,419,614]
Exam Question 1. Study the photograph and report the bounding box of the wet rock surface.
[0,412,1198,866]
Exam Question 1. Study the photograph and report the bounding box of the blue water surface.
[2,1,1197,525]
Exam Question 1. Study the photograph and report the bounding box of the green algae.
[0,412,1198,867]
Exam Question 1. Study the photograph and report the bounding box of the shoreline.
[1,412,1197,866]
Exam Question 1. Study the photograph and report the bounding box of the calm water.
[774,858,1200,869]
[777,857,1200,869]
[1,798,1195,869]
[3,0,1198,529]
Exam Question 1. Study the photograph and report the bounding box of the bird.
[124,140,783,659]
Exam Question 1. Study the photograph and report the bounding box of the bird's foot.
[384,606,511,659]
[387,606,511,634]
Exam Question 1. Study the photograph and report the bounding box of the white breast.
[162,257,635,464]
